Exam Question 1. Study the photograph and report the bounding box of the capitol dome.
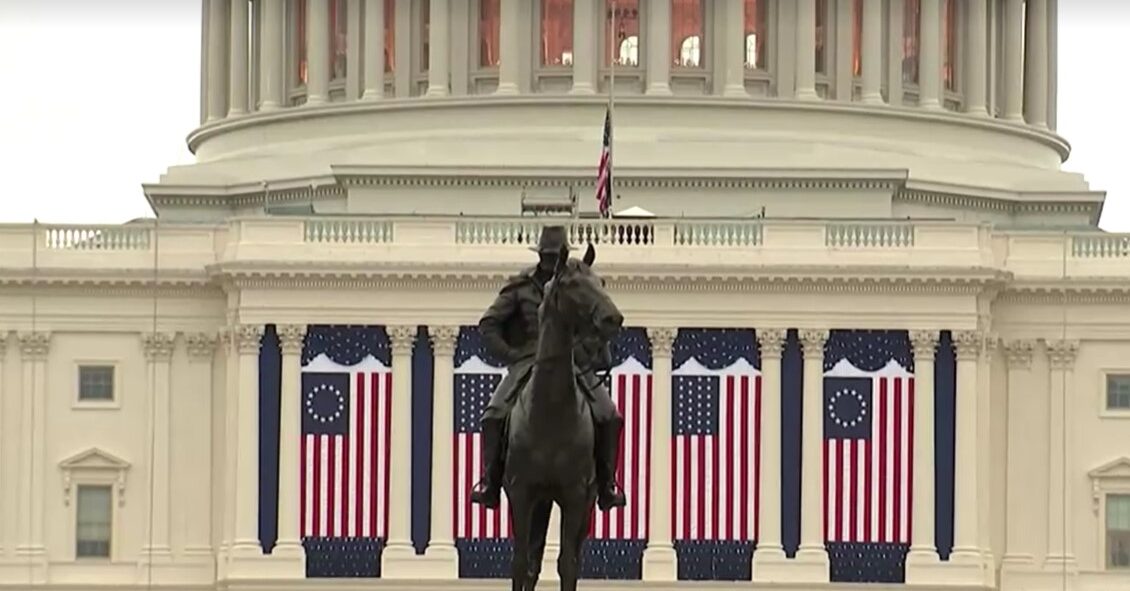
[149,0,1095,227]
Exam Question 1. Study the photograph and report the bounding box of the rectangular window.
[76,485,112,559]
[480,0,501,67]
[331,0,348,80]
[1108,494,1130,569]
[385,0,395,73]
[903,0,921,85]
[1108,375,1130,410]
[422,0,431,71]
[852,0,863,77]
[743,0,768,70]
[296,0,308,84]
[943,0,957,90]
[78,366,114,402]
[605,0,640,67]
[815,0,828,74]
[671,0,704,68]
[540,0,574,66]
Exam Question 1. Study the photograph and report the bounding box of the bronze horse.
[502,242,624,591]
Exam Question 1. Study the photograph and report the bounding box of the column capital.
[757,328,788,358]
[952,330,983,361]
[18,331,50,361]
[277,324,308,355]
[235,324,265,355]
[798,328,828,357]
[1003,338,1035,369]
[428,325,459,356]
[647,328,678,357]
[0,330,9,356]
[388,325,417,355]
[1046,339,1079,370]
[185,332,218,361]
[909,330,939,359]
[142,332,177,362]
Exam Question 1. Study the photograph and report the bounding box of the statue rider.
[470,225,628,511]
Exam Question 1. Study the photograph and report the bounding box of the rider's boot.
[470,418,504,509]
[594,417,627,511]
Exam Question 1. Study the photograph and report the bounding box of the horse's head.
[541,242,624,343]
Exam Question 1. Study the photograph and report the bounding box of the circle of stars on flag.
[306,382,345,423]
[828,386,867,428]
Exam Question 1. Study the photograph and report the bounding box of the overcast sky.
[1,1,1127,229]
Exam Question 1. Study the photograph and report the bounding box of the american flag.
[823,360,914,544]
[453,346,512,539]
[299,327,392,540]
[672,330,761,542]
[590,356,651,540]
[594,107,612,217]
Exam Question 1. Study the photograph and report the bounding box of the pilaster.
[14,332,49,582]
[421,325,459,577]
[906,330,943,581]
[570,0,597,95]
[860,0,884,104]
[380,325,418,576]
[1001,339,1036,570]
[228,0,250,115]
[361,0,386,99]
[976,332,997,584]
[183,333,218,559]
[271,324,307,576]
[721,0,746,97]
[496,0,522,95]
[425,0,451,97]
[794,0,819,100]
[645,0,672,96]
[642,327,677,581]
[228,324,265,573]
[1043,339,1078,573]
[140,332,176,564]
[752,329,789,580]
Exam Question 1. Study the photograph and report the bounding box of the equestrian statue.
[471,225,626,591]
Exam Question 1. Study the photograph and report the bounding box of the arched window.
[296,0,308,85]
[852,0,863,77]
[384,0,395,73]
[903,0,921,85]
[331,0,348,80]
[619,35,640,67]
[815,0,828,73]
[744,0,768,70]
[943,0,957,90]
[480,0,501,67]
[605,0,640,66]
[422,0,430,71]
[540,0,574,67]
[679,35,701,68]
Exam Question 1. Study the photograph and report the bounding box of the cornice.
[0,269,218,296]
[895,189,1103,217]
[999,281,1130,304]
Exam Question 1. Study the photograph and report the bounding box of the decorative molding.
[1046,339,1080,370]
[647,328,678,357]
[59,447,131,507]
[277,324,308,355]
[185,332,219,360]
[428,325,459,356]
[388,325,417,355]
[18,331,50,361]
[1003,339,1036,369]
[141,332,176,362]
[1087,457,1130,515]
[909,330,940,360]
[0,330,8,357]
[235,324,265,355]
[952,330,982,361]
[757,328,788,359]
[798,329,829,357]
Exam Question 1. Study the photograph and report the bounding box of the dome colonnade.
[200,0,1056,127]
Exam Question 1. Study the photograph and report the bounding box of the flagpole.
[607,1,616,219]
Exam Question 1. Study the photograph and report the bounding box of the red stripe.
[906,377,915,543]
[751,375,759,541]
[644,374,653,540]
[369,372,378,538]
[864,435,872,543]
[383,372,393,538]
[893,378,903,543]
[681,436,690,539]
[313,435,322,537]
[879,378,888,542]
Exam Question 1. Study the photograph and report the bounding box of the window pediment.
[1089,457,1130,513]
[58,447,130,506]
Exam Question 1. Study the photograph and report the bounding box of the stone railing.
[2,216,1130,280]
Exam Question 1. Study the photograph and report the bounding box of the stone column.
[950,331,982,566]
[1046,0,1058,129]
[1023,0,1049,127]
[1044,339,1078,570]
[273,325,307,570]
[645,0,673,96]
[570,0,596,95]
[140,332,176,560]
[306,0,332,105]
[794,0,819,100]
[906,330,941,576]
[963,0,988,116]
[918,0,943,110]
[361,0,385,99]
[722,0,746,97]
[228,0,250,115]
[752,329,787,577]
[794,329,829,579]
[15,332,49,576]
[206,0,231,121]
[426,0,450,97]
[423,326,459,576]
[1001,339,1035,566]
[381,325,417,574]
[259,0,286,110]
[393,0,411,97]
[229,324,265,561]
[184,333,219,558]
[217,328,237,576]
[775,0,797,98]
[496,0,522,95]
[1002,0,1024,121]
[976,332,996,582]
[642,328,677,581]
[860,0,884,104]
[885,0,904,106]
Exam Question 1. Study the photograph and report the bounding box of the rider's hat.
[529,225,571,254]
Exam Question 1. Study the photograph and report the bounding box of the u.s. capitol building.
[1,0,1128,590]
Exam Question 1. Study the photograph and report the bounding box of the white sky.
[1,1,1127,229]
